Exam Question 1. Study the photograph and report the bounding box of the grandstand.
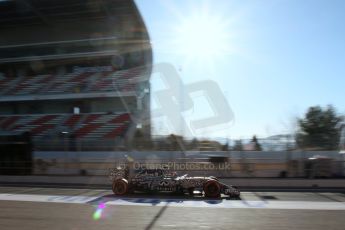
[0,0,152,151]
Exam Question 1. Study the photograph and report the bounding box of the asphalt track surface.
[0,186,344,230]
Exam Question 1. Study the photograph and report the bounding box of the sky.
[135,0,345,140]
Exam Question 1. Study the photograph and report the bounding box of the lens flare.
[93,209,102,220]
[124,154,134,162]
[92,203,106,220]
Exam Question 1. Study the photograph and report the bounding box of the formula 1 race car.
[109,166,240,198]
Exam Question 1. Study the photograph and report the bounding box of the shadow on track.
[86,192,241,207]
[144,203,169,230]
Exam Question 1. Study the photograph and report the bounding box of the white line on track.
[0,193,345,210]
[0,193,96,203]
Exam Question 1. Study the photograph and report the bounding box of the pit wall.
[32,151,345,178]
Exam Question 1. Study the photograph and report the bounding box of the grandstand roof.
[0,0,151,63]
[0,0,137,28]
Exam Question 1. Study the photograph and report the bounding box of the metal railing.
[1,156,344,178]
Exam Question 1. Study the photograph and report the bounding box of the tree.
[296,105,343,150]
[131,129,152,150]
[222,141,229,151]
[233,140,243,151]
[251,135,262,151]
[188,138,199,150]
[166,134,184,151]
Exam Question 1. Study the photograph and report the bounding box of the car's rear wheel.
[203,180,221,198]
[188,188,194,196]
[112,179,128,195]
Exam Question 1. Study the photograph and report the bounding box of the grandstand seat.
[74,123,103,138]
[29,115,58,125]
[0,66,146,96]
[0,116,20,130]
[63,114,82,128]
[109,113,130,123]
[31,124,55,135]
[103,125,127,138]
[0,113,131,140]
[83,114,102,123]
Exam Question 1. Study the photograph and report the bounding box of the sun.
[173,11,232,65]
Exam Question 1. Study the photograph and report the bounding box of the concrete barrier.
[0,175,344,189]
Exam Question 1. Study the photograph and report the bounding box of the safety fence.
[1,155,344,178]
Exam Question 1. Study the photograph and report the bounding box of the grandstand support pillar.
[136,88,151,137]
[285,148,292,178]
[76,150,81,175]
[62,132,69,173]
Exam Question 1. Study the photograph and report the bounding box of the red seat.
[1,116,20,129]
[74,123,102,138]
[31,124,54,135]
[109,113,130,123]
[103,125,127,139]
[64,115,82,128]
[30,115,57,125]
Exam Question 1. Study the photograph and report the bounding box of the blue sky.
[135,0,345,139]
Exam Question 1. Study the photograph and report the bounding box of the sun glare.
[174,12,231,64]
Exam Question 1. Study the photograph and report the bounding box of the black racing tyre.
[203,180,221,198]
[188,188,194,196]
[112,179,128,195]
[173,186,184,196]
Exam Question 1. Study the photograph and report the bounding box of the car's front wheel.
[112,179,128,195]
[203,180,221,198]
